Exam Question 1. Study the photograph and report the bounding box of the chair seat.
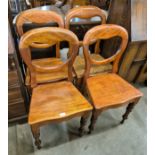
[25,58,68,85]
[74,54,112,78]
[28,81,92,124]
[86,73,143,109]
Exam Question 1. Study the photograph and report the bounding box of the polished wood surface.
[16,9,64,37]
[25,58,68,85]
[19,27,92,149]
[29,81,92,124]
[86,73,142,109]
[82,24,142,133]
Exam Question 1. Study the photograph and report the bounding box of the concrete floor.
[8,85,146,155]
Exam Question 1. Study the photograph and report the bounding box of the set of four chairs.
[15,6,143,149]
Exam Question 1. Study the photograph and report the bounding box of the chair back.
[16,9,64,57]
[65,5,106,53]
[65,5,106,29]
[83,24,128,80]
[19,27,79,88]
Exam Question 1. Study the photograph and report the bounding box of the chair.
[82,24,143,133]
[19,27,92,149]
[65,6,112,84]
[16,10,69,87]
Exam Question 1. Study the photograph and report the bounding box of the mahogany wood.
[19,27,92,149]
[82,24,143,133]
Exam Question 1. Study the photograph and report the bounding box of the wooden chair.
[82,24,143,133]
[19,27,92,149]
[15,10,69,87]
[65,6,112,84]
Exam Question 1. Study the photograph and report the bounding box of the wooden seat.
[29,81,92,124]
[25,58,68,85]
[86,73,142,109]
[65,6,112,82]
[19,27,92,149]
[74,54,112,78]
[82,24,143,133]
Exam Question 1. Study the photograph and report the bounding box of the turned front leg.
[31,125,41,149]
[88,110,102,134]
[120,102,135,124]
[79,112,90,136]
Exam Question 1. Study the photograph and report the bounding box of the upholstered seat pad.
[28,81,92,124]
[86,73,143,109]
[25,58,68,85]
[74,54,112,78]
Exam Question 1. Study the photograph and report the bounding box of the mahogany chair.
[82,24,143,133]
[15,10,70,87]
[65,6,112,84]
[19,27,92,149]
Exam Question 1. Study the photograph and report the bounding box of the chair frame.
[82,24,142,133]
[19,27,92,149]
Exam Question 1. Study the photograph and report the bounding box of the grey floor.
[8,85,147,155]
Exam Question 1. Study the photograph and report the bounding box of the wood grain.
[86,73,142,109]
[16,9,64,37]
[29,81,92,124]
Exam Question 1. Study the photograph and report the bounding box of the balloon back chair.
[82,24,143,133]
[65,6,112,86]
[19,27,92,149]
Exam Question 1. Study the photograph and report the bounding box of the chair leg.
[31,125,41,149]
[88,110,101,134]
[120,102,136,124]
[79,112,90,137]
